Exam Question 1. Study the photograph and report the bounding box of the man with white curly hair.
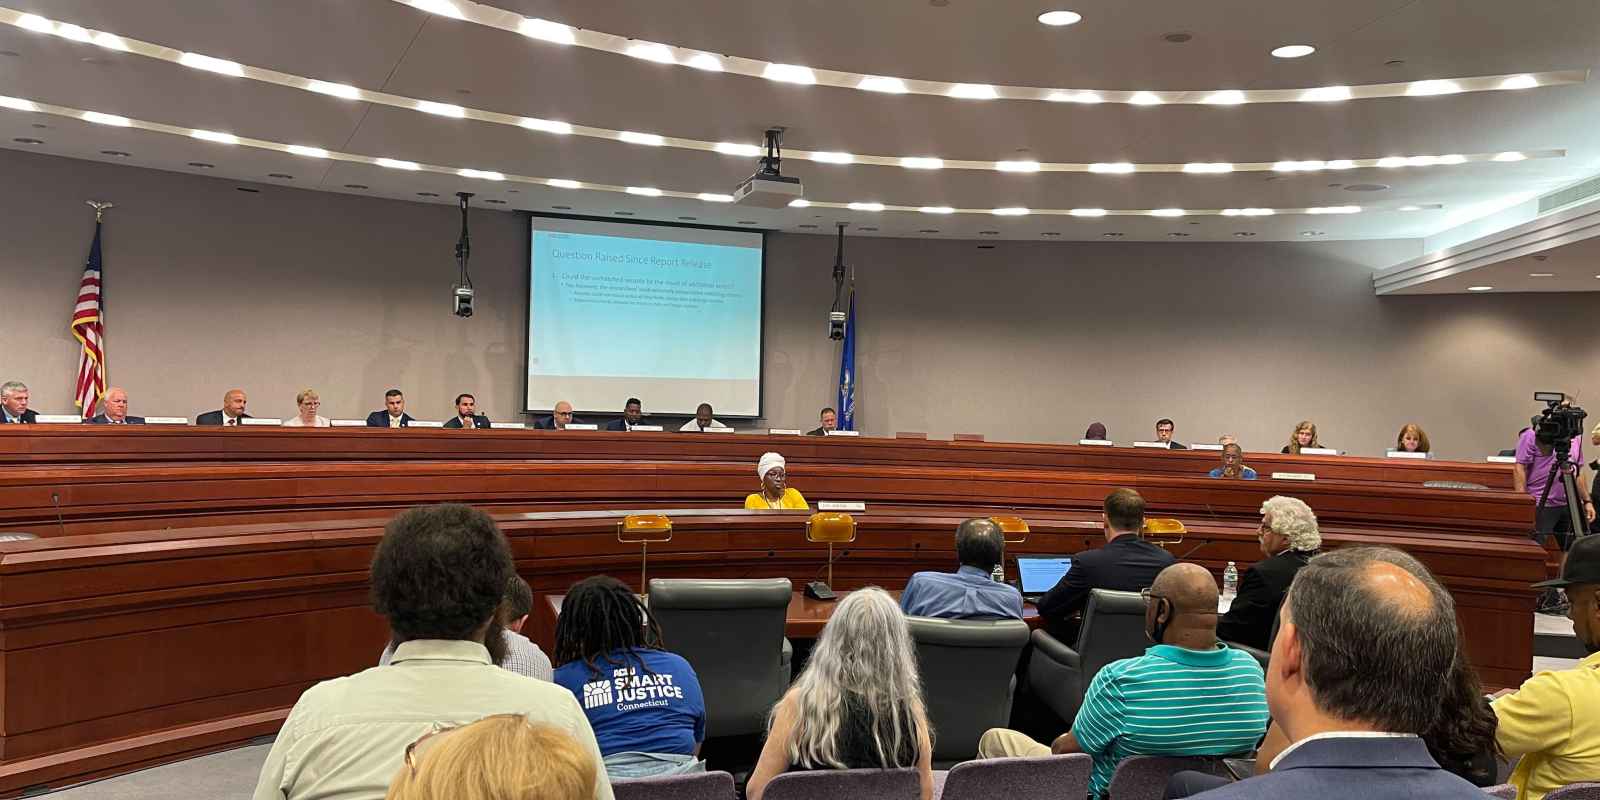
[1218,496,1322,650]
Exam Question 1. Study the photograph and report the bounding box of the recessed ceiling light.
[1499,74,1539,90]
[307,80,361,100]
[619,131,665,146]
[1037,10,1083,26]
[715,142,761,157]
[344,184,369,190]
[416,191,439,197]
[11,137,43,144]
[520,117,572,135]
[376,157,420,170]
[858,76,909,93]
[1528,272,1554,278]
[625,186,662,196]
[1406,80,1463,96]
[698,193,735,202]
[1168,232,1192,238]
[288,145,330,158]
[811,152,855,164]
[1467,285,1494,291]
[191,129,239,144]
[1493,151,1527,162]
[1041,231,1061,237]
[1089,162,1136,174]
[1102,232,1125,238]
[186,161,214,168]
[947,83,998,99]
[179,52,244,76]
[685,54,724,71]
[788,199,811,208]
[1162,32,1193,43]
[1301,231,1326,237]
[458,168,505,180]
[1326,159,1355,170]
[1071,208,1108,217]
[857,226,879,232]
[978,230,999,236]
[1299,85,1352,102]
[996,160,1041,173]
[416,100,466,117]
[17,14,55,33]
[1272,44,1316,59]
[625,42,676,64]
[992,207,1030,216]
[1048,91,1103,103]
[920,229,941,233]
[900,156,944,169]
[1150,208,1186,217]
[82,111,130,127]
[1128,91,1164,105]
[1233,231,1257,237]
[919,206,955,214]
[268,173,294,179]
[0,96,39,112]
[548,179,581,189]
[518,18,575,45]
[1182,162,1234,174]
[762,63,817,84]
[848,202,886,212]
[90,32,129,51]
[1202,90,1246,105]
[1377,156,1408,168]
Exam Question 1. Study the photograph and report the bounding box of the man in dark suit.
[1156,418,1187,449]
[1218,495,1321,650]
[1178,547,1481,800]
[1038,488,1175,643]
[0,381,38,424]
[442,393,491,429]
[196,388,251,426]
[533,400,581,430]
[806,407,837,436]
[87,387,145,424]
[365,389,414,428]
[603,398,643,431]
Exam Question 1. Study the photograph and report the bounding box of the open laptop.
[1015,554,1074,602]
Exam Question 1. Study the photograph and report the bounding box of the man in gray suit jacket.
[1182,547,1484,800]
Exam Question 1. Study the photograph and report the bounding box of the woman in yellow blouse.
[744,452,809,510]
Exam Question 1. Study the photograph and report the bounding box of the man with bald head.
[533,401,583,430]
[88,388,144,424]
[899,518,1023,620]
[196,389,251,426]
[1184,547,1480,800]
[979,562,1269,798]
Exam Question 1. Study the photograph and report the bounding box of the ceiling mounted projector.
[734,128,803,208]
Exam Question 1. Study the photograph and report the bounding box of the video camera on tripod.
[1530,391,1590,542]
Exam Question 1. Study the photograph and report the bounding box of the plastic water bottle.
[1223,562,1239,599]
[991,562,1005,583]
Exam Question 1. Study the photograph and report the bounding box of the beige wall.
[2,149,1595,460]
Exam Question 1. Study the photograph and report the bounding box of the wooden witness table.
[0,427,1546,796]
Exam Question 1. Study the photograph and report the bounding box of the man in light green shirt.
[252,504,613,800]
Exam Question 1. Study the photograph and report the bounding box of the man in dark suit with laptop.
[365,389,414,428]
[1037,488,1175,644]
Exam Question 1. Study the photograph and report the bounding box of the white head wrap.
[758,452,786,479]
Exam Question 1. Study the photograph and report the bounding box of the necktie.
[391,416,400,428]
[228,417,238,426]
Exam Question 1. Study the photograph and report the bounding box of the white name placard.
[1270,472,1317,481]
[410,420,444,428]
[241,418,283,426]
[630,425,665,432]
[1486,455,1516,464]
[769,429,804,435]
[331,419,367,427]
[1385,450,1429,459]
[817,501,867,512]
[35,414,83,424]
[1132,441,1171,449]
[1298,447,1339,456]
[825,429,861,437]
[145,416,190,425]
[1191,443,1224,451]
[1079,439,1115,447]
[698,427,734,433]
[564,423,598,431]
[490,422,525,430]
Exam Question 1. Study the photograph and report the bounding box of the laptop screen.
[1016,556,1073,594]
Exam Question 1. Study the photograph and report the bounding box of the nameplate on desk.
[564,423,598,431]
[145,417,189,425]
[692,427,734,433]
[769,429,804,435]
[630,425,665,432]
[817,501,867,512]
[1079,439,1115,447]
[1132,441,1171,449]
[409,420,444,428]
[824,430,860,436]
[490,422,525,430]
[1191,443,1224,451]
[34,415,83,424]
[241,418,283,426]
[1486,455,1516,464]
[330,419,367,427]
[1298,447,1339,456]
[1385,450,1429,459]
[1271,472,1317,481]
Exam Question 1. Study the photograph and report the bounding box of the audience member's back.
[252,503,613,800]
[900,518,1023,620]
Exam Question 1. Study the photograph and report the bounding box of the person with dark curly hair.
[552,576,706,780]
[252,504,613,800]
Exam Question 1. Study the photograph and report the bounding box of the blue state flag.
[836,289,856,431]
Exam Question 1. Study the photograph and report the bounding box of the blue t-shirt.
[553,648,706,757]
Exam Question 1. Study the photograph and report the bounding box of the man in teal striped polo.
[979,563,1270,798]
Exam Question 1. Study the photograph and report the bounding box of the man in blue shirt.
[900,518,1024,620]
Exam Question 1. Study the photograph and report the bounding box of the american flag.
[70,220,106,419]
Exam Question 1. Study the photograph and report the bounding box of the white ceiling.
[1,0,1598,245]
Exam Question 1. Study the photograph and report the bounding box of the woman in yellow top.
[744,452,809,510]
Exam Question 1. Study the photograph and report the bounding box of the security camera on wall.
[452,284,474,318]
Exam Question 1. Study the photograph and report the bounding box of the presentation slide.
[527,217,764,417]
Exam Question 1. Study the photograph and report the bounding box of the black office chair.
[906,615,1031,765]
[648,578,793,739]
[1026,589,1149,726]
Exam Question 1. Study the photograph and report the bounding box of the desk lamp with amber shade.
[617,514,672,595]
[1142,517,1187,548]
[804,512,857,600]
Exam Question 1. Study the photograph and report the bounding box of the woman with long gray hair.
[745,587,933,800]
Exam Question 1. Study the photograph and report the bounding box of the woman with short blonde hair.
[1281,420,1321,454]
[386,716,598,800]
[284,388,330,427]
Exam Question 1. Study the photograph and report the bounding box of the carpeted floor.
[40,743,270,799]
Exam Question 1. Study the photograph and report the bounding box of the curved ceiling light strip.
[0,90,1443,218]
[0,8,1567,176]
[389,0,1586,105]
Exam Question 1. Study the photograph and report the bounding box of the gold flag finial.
[86,200,114,222]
